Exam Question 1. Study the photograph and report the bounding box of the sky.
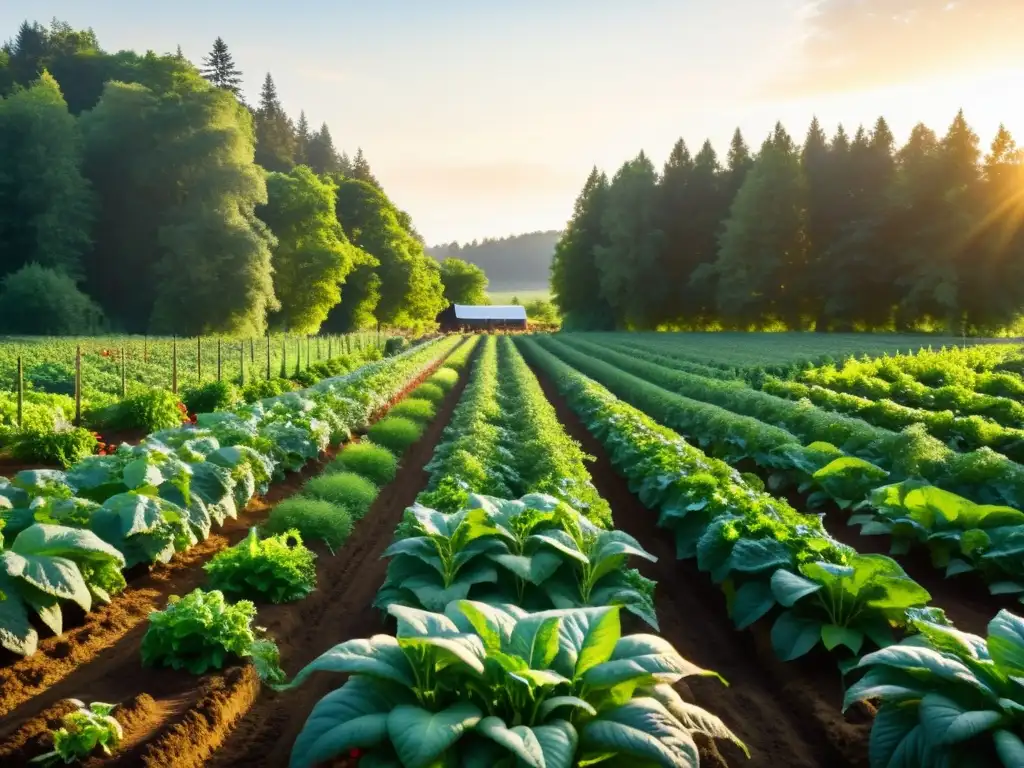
[2,0,1023,244]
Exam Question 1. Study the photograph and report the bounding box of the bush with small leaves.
[204,527,317,603]
[408,382,444,404]
[265,496,353,550]
[366,416,424,455]
[329,442,397,486]
[386,397,436,424]
[303,472,378,520]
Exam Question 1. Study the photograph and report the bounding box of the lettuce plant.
[31,700,123,765]
[204,527,317,603]
[845,608,1024,767]
[767,554,931,660]
[376,495,659,628]
[280,601,747,768]
[0,523,125,656]
[852,480,1024,598]
[140,588,284,680]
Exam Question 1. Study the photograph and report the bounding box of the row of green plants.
[23,338,474,765]
[761,376,1024,462]
[0,336,463,657]
[536,335,1024,612]
[559,334,1024,511]
[0,342,394,469]
[796,350,1024,427]
[517,336,1024,767]
[418,336,611,526]
[278,339,749,767]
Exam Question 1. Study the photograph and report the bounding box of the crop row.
[274,333,748,767]
[0,335,463,658]
[557,334,1024,511]
[533,335,1024,607]
[517,335,1024,767]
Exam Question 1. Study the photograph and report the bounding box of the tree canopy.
[439,257,489,305]
[551,112,1024,334]
[0,17,442,336]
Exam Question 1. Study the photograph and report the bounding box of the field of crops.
[3,331,1024,767]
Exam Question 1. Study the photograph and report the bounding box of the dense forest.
[0,19,461,336]
[428,231,559,292]
[552,114,1024,334]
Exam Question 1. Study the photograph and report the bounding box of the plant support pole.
[240,342,245,386]
[16,355,23,428]
[75,345,82,426]
[217,338,222,381]
[172,335,178,394]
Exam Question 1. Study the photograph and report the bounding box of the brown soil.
[531,368,871,768]
[0,349,462,766]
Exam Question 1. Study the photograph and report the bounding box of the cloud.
[770,0,1024,96]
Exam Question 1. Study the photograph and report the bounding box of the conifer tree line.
[551,112,1024,334]
[0,19,450,336]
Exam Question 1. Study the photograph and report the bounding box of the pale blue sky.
[2,1,1023,243]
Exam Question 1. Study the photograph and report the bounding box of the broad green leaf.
[572,607,621,679]
[919,693,1003,745]
[399,635,487,675]
[489,551,564,585]
[123,458,165,490]
[390,604,462,638]
[0,575,37,655]
[843,667,925,711]
[10,524,125,567]
[581,698,700,767]
[770,569,822,607]
[510,614,562,670]
[532,721,578,768]
[988,610,1024,675]
[868,704,921,768]
[537,696,597,720]
[276,635,414,691]
[644,684,749,757]
[771,611,822,661]
[387,703,481,768]
[583,634,722,688]
[727,538,793,574]
[858,645,998,699]
[731,579,776,630]
[821,624,864,655]
[994,729,1024,767]
[475,717,545,767]
[530,531,588,565]
[289,677,413,768]
[0,551,91,611]
[448,600,515,652]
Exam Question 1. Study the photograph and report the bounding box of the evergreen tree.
[714,123,809,328]
[338,151,353,176]
[200,37,242,96]
[305,123,340,175]
[550,168,614,329]
[801,117,832,327]
[595,152,665,328]
[351,147,380,188]
[8,21,47,83]
[174,45,184,61]
[655,139,695,323]
[254,72,296,172]
[294,110,311,166]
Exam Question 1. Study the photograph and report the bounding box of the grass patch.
[265,497,352,551]
[409,382,445,404]
[303,472,379,520]
[428,368,459,392]
[387,398,436,424]
[367,416,424,455]
[329,442,398,486]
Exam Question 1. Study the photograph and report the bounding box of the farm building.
[436,303,528,332]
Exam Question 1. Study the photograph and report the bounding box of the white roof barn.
[453,304,527,321]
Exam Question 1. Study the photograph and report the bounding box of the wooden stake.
[16,355,23,428]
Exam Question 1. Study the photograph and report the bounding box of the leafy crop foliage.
[31,700,123,765]
[10,427,98,468]
[330,442,397,486]
[140,588,284,680]
[204,527,317,603]
[384,336,410,356]
[378,494,658,628]
[428,367,459,392]
[408,382,445,404]
[302,472,378,520]
[367,416,424,456]
[845,608,1024,767]
[265,497,352,551]
[387,397,436,424]
[182,380,241,415]
[280,600,747,768]
[89,387,186,433]
[0,522,126,656]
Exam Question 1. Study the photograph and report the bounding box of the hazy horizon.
[3,0,1022,244]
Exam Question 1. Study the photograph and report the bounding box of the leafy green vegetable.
[280,601,746,768]
[205,527,317,603]
[30,700,123,765]
[140,588,284,680]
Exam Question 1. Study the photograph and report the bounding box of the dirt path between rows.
[0,353,461,766]
[199,358,471,768]
[531,368,870,768]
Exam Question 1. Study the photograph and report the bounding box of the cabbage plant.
[375,495,658,627]
[845,608,1024,767]
[281,600,747,768]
